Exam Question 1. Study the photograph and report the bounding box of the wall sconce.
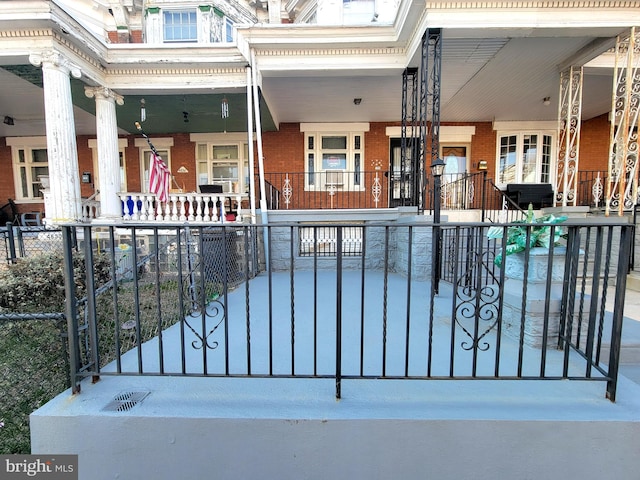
[3,116,14,126]
[543,97,551,106]
[183,111,189,123]
[177,166,189,173]
[353,98,362,105]
[477,160,488,171]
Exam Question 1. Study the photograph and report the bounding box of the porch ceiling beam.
[557,37,618,71]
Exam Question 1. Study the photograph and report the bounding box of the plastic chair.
[20,212,42,227]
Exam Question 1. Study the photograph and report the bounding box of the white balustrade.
[116,192,247,223]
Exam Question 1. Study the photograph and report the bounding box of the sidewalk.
[616,279,640,384]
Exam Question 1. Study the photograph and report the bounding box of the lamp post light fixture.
[431,157,445,294]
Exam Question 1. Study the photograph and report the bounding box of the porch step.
[627,272,640,292]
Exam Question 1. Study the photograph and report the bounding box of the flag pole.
[135,121,159,156]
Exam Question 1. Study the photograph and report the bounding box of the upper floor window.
[146,6,235,44]
[163,10,197,42]
[496,132,554,186]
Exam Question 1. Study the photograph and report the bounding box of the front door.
[440,145,469,209]
[389,138,419,207]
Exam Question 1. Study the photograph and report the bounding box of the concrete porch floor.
[30,271,640,480]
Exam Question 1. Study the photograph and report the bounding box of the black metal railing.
[575,170,608,208]
[61,219,631,401]
[260,171,391,209]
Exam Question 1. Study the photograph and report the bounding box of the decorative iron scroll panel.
[179,228,231,350]
[606,27,640,215]
[445,227,501,360]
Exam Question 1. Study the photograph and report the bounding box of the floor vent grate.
[102,391,150,412]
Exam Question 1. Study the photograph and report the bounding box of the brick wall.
[578,113,610,172]
[0,115,617,216]
[107,29,143,44]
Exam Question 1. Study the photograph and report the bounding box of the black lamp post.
[431,158,445,294]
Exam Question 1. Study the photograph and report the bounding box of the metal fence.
[1,223,64,265]
[61,220,631,401]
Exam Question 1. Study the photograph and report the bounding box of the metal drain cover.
[102,391,150,412]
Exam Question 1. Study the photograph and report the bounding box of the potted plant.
[486,204,570,348]
[487,204,568,266]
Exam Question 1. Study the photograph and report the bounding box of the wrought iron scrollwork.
[178,228,226,351]
[453,243,500,351]
[183,298,225,350]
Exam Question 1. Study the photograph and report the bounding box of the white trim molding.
[134,137,174,148]
[493,120,557,131]
[301,122,370,132]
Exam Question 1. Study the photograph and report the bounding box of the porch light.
[478,160,488,170]
[221,97,229,118]
[430,157,445,177]
[140,98,146,122]
[3,116,14,126]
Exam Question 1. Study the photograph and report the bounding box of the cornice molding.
[258,47,405,57]
[106,66,247,76]
[0,29,54,38]
[425,1,640,8]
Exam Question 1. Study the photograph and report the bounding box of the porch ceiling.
[0,27,626,138]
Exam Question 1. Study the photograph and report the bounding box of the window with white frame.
[89,139,128,192]
[135,136,173,194]
[196,141,250,194]
[7,138,49,201]
[163,9,197,42]
[304,131,364,190]
[496,132,554,186]
[146,5,235,44]
[141,149,171,193]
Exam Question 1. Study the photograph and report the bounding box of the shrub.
[0,252,111,313]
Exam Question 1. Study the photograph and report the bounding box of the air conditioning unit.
[325,170,345,186]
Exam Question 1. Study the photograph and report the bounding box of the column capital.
[29,50,81,79]
[84,86,125,106]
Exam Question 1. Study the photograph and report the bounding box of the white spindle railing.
[81,199,101,221]
[117,192,247,223]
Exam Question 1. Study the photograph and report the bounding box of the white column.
[30,50,82,224]
[85,86,124,220]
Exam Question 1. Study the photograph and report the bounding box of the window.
[8,139,49,201]
[496,132,554,186]
[299,225,363,257]
[163,10,197,43]
[196,141,250,194]
[141,149,170,193]
[342,0,375,24]
[304,132,364,190]
[89,139,128,192]
[145,6,236,44]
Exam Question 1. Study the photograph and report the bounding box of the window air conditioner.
[325,170,345,186]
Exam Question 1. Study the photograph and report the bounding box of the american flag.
[149,152,170,203]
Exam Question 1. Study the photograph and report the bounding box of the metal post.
[62,225,81,393]
[431,158,445,295]
[481,169,488,221]
[433,174,442,294]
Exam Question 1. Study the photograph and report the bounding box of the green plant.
[487,204,568,266]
